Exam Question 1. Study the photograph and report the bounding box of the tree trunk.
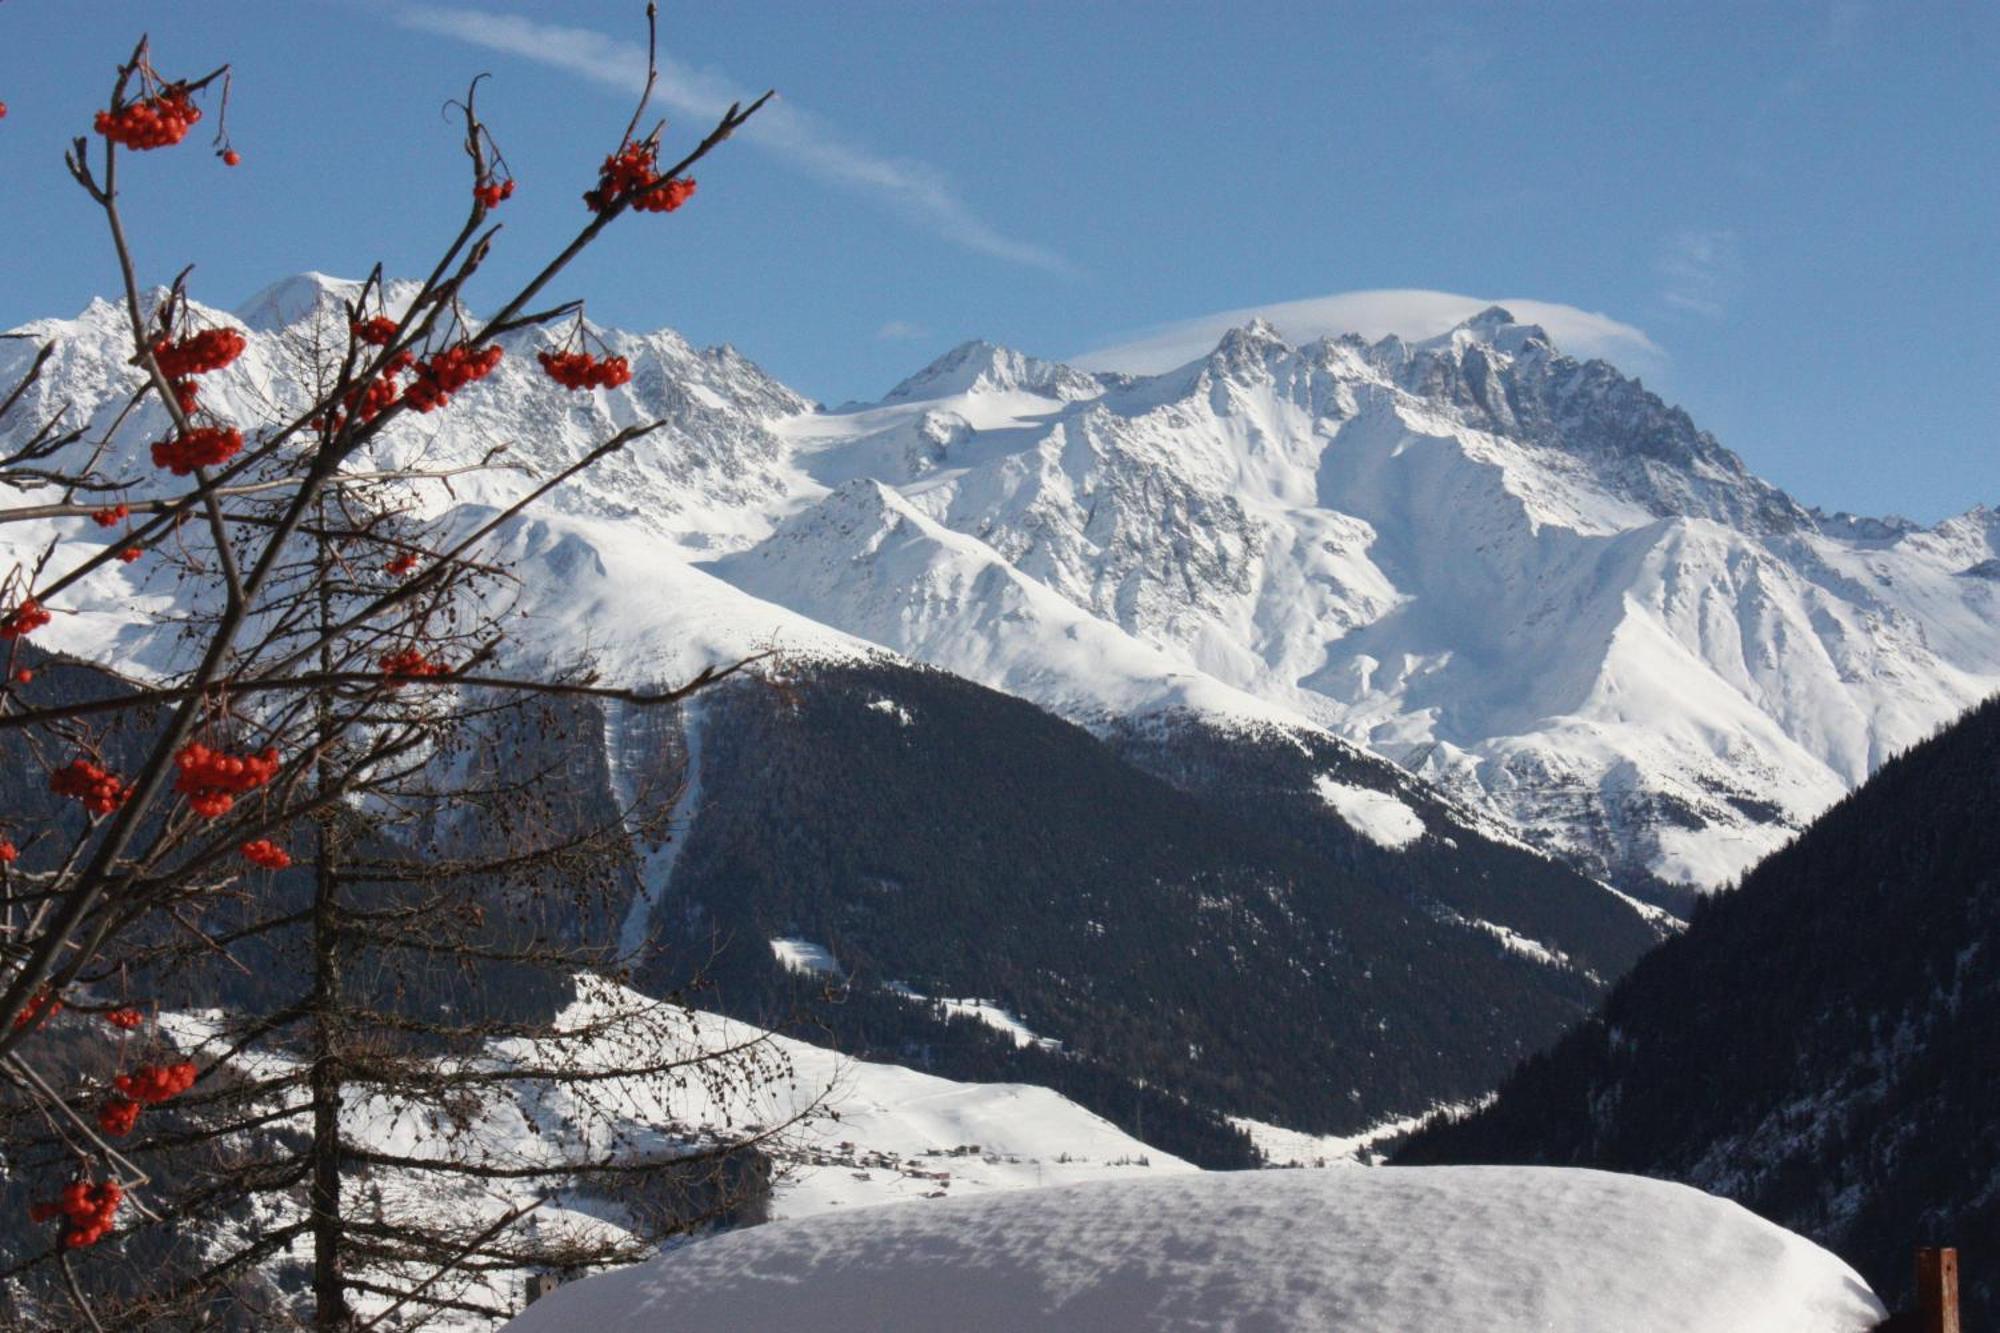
[309,509,351,1330]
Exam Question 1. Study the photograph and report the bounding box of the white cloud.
[1073,289,1663,376]
[875,320,929,342]
[396,7,1069,273]
[1657,229,1741,320]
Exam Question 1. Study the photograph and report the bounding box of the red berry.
[97,1097,141,1136]
[32,1177,123,1248]
[13,989,61,1029]
[379,648,452,686]
[150,426,243,475]
[174,742,281,818]
[95,86,201,150]
[51,759,129,815]
[240,839,291,870]
[403,344,502,413]
[1,598,52,638]
[152,327,245,379]
[222,149,240,167]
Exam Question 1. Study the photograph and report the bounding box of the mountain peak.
[1214,318,1288,352]
[883,340,1100,404]
[1438,305,1553,356]
[235,272,363,331]
[1201,319,1293,377]
[235,272,426,333]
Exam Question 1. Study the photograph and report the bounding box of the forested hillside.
[644,662,1659,1155]
[1398,693,2000,1322]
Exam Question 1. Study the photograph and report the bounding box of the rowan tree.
[0,15,815,1329]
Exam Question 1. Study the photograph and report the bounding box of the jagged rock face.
[1375,309,1807,534]
[6,279,1999,896]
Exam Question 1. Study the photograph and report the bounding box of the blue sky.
[1,1,1993,521]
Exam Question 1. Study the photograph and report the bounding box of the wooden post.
[1916,1247,1959,1333]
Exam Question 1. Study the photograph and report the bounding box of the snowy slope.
[501,1166,1886,1333]
[158,978,1187,1327]
[709,478,1304,729]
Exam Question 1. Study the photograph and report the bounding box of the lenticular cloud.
[1075,288,1661,374]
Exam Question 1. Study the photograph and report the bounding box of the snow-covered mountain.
[6,274,1997,899]
[756,311,2000,893]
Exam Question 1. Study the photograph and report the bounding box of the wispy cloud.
[1074,289,1663,376]
[875,320,929,342]
[1657,229,1741,320]
[396,7,1070,274]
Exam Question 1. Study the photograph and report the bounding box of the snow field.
[502,1166,1886,1332]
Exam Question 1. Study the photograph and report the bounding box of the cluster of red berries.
[51,759,131,816]
[351,316,400,347]
[585,144,658,211]
[584,143,696,215]
[403,344,503,414]
[344,371,402,425]
[323,349,418,433]
[173,742,280,818]
[152,327,245,379]
[380,648,452,684]
[1,598,51,638]
[116,1061,198,1105]
[384,551,420,577]
[95,1062,198,1140]
[240,839,291,870]
[13,989,61,1029]
[537,349,633,391]
[151,425,243,476]
[104,1008,145,1030]
[0,840,17,863]
[91,505,142,561]
[94,86,200,150]
[29,1178,123,1249]
[97,1097,141,1136]
[153,327,245,418]
[474,178,516,209]
[639,176,697,213]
